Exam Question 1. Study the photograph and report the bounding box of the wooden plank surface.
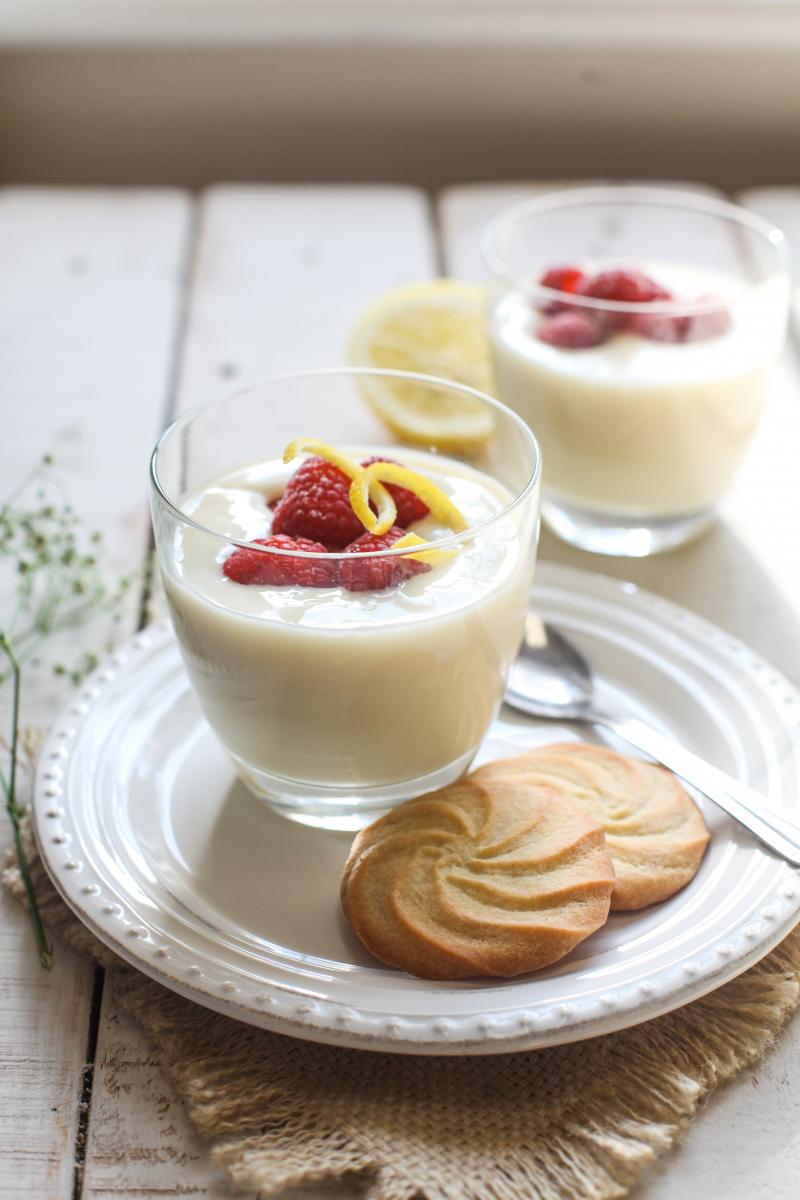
[81,971,231,1199]
[0,188,191,1198]
[176,184,436,407]
[4,182,800,1200]
[630,189,800,1200]
[83,181,800,1199]
[0,186,192,722]
[82,184,439,1200]
[439,182,800,1200]
[438,179,723,283]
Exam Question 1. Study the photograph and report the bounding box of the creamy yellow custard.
[490,263,788,516]
[162,449,537,794]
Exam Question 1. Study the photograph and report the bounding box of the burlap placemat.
[5,738,800,1200]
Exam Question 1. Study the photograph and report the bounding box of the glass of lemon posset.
[482,187,790,556]
[150,369,541,828]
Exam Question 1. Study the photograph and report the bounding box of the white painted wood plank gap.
[176,185,436,412]
[1,187,191,596]
[0,186,193,1199]
[82,182,438,1200]
[1,186,193,725]
[82,973,232,1200]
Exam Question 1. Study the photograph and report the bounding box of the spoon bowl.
[504,619,800,865]
[506,616,593,719]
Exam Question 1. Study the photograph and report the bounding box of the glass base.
[542,495,714,557]
[231,748,477,831]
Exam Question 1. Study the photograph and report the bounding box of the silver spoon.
[505,615,800,865]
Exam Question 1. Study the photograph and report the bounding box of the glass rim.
[480,184,792,315]
[149,366,542,561]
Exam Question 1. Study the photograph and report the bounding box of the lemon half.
[347,280,495,455]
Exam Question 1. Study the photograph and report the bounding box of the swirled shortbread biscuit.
[341,777,615,979]
[473,743,709,911]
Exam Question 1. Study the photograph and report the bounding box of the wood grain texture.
[631,190,800,1200]
[82,973,231,1200]
[439,182,800,1200]
[0,188,192,1198]
[627,1020,800,1200]
[81,183,440,1200]
[175,184,436,410]
[0,913,94,1199]
[5,182,800,1200]
[0,186,192,725]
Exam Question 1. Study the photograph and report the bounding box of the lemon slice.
[347,280,495,454]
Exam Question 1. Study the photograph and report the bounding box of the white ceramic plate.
[34,563,800,1055]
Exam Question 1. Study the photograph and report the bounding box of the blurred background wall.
[2,1,799,189]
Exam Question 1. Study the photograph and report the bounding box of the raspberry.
[629,312,690,343]
[630,297,730,343]
[339,526,430,592]
[537,265,585,314]
[361,456,430,526]
[537,310,607,349]
[581,269,672,305]
[271,456,365,550]
[539,265,585,294]
[685,297,731,341]
[223,535,336,587]
[539,265,585,293]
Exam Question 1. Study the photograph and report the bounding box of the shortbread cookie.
[473,743,709,911]
[341,776,615,979]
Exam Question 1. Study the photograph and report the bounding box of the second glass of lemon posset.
[482,186,790,556]
[150,368,541,829]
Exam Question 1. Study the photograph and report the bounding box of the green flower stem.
[0,454,137,963]
[1,632,53,968]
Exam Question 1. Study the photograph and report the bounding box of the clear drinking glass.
[150,368,540,829]
[482,186,790,556]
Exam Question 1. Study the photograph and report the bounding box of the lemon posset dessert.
[162,439,538,814]
[490,261,789,518]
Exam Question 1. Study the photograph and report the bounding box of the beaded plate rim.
[34,562,800,1055]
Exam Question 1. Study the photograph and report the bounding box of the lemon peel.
[347,473,396,537]
[282,437,397,536]
[363,461,467,532]
[283,438,360,480]
[390,531,457,567]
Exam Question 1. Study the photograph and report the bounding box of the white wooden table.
[2,182,800,1200]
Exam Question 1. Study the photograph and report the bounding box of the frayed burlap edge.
[5,743,800,1200]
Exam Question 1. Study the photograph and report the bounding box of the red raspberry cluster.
[535,265,730,348]
[223,457,431,591]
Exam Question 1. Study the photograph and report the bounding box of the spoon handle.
[600,714,800,866]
